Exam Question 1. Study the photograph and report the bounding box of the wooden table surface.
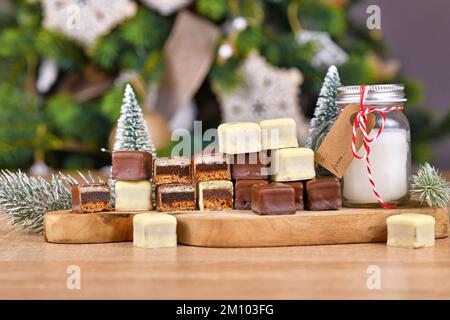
[1,212,450,300]
[0,172,449,300]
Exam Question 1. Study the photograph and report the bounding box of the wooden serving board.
[44,211,137,244]
[176,203,449,247]
[44,202,449,246]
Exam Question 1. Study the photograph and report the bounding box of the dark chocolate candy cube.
[112,151,152,180]
[284,181,304,210]
[251,183,296,215]
[235,179,269,210]
[231,151,271,179]
[305,178,342,211]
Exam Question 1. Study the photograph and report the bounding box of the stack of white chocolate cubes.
[263,118,315,182]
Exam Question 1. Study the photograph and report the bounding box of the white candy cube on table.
[386,214,435,249]
[133,213,177,249]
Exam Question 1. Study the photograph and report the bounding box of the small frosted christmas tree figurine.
[306,65,341,151]
[110,84,157,206]
[113,84,157,158]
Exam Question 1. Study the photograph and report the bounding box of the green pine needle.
[411,163,450,208]
[0,170,79,234]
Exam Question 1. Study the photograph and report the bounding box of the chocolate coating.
[156,165,190,177]
[305,178,342,211]
[251,183,296,215]
[112,151,152,180]
[160,192,196,203]
[196,163,229,172]
[231,151,271,179]
[203,189,233,199]
[284,181,305,211]
[235,179,269,210]
[79,191,110,202]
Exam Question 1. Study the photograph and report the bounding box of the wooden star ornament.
[215,52,308,141]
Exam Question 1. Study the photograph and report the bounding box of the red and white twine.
[350,84,404,209]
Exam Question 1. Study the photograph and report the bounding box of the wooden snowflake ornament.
[216,52,308,141]
[41,0,137,47]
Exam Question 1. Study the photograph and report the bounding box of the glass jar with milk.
[336,84,411,208]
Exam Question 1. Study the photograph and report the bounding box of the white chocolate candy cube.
[260,118,298,150]
[218,122,261,154]
[387,214,435,249]
[133,213,177,249]
[271,147,315,181]
[115,180,152,211]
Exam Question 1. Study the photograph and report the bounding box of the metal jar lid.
[336,84,407,104]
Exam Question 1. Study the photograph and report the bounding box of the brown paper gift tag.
[155,10,220,119]
[315,103,376,178]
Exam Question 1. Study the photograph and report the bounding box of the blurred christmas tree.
[0,0,448,170]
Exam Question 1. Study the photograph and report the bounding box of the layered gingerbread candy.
[72,183,110,213]
[251,183,296,215]
[112,150,152,180]
[198,180,233,211]
[153,156,192,185]
[218,122,261,154]
[193,152,230,181]
[231,151,271,179]
[234,179,269,210]
[260,118,298,150]
[271,147,315,182]
[305,178,342,211]
[156,184,196,212]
